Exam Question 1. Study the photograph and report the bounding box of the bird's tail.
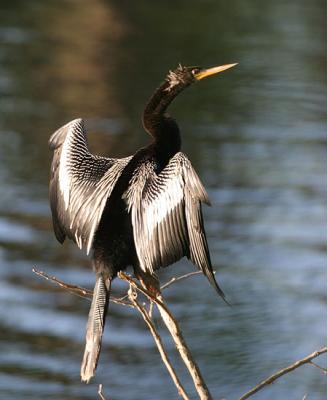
[81,274,111,383]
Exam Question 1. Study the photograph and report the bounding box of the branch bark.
[128,286,190,400]
[156,294,212,400]
[119,272,213,400]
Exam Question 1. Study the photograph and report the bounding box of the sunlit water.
[1,1,327,399]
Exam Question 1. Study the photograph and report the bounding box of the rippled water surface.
[1,1,327,399]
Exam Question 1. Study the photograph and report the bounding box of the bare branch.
[239,347,327,400]
[33,268,93,299]
[98,384,107,400]
[128,287,190,400]
[119,272,213,400]
[156,294,212,400]
[33,267,327,400]
[309,361,327,375]
[148,298,155,319]
[33,267,212,399]
[98,269,202,305]
[160,271,202,291]
[32,268,132,307]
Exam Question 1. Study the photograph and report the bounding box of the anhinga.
[49,62,236,383]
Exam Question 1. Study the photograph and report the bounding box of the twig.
[239,347,327,400]
[128,286,190,400]
[160,271,202,290]
[98,384,107,400]
[309,361,327,375]
[119,272,213,400]
[32,268,132,307]
[97,270,202,306]
[33,267,93,298]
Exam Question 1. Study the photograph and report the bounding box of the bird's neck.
[142,80,187,156]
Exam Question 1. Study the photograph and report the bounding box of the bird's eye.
[191,68,201,75]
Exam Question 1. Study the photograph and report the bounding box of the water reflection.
[1,0,327,399]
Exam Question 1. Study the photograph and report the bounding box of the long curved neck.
[142,79,189,155]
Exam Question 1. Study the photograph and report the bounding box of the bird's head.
[143,62,237,140]
[164,63,238,93]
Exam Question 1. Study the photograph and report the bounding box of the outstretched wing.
[49,118,132,254]
[124,152,225,298]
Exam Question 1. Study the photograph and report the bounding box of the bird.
[48,62,237,383]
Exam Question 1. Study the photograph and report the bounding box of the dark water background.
[1,1,327,399]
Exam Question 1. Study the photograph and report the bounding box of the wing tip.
[53,224,66,244]
[49,118,84,150]
[207,271,231,306]
[202,193,211,206]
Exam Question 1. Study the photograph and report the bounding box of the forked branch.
[239,347,327,400]
[118,272,212,400]
[127,286,190,400]
[32,268,327,400]
[33,267,207,399]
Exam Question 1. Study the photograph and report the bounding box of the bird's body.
[49,63,236,382]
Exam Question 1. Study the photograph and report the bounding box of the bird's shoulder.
[128,145,159,175]
[131,144,189,176]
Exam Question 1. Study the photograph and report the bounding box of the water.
[1,0,327,399]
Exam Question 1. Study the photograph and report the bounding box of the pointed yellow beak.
[194,63,238,81]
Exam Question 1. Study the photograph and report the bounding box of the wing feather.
[125,151,225,298]
[49,119,132,253]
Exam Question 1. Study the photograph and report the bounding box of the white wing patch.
[58,122,75,209]
[124,152,210,274]
[49,118,132,253]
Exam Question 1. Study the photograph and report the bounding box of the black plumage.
[49,63,236,382]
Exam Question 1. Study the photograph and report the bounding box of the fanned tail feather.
[81,274,111,383]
